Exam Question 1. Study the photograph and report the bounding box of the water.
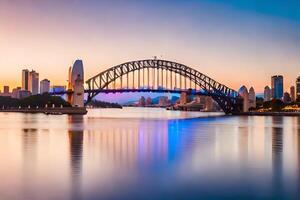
[0,107,299,200]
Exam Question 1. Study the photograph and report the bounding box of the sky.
[0,0,300,94]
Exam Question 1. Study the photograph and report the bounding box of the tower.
[264,86,271,102]
[68,60,85,107]
[40,79,50,94]
[296,76,300,100]
[248,87,256,109]
[29,70,39,95]
[290,86,295,102]
[238,86,249,112]
[271,75,283,99]
[22,69,30,90]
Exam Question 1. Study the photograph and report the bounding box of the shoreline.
[0,107,299,117]
[236,112,300,116]
[0,107,87,115]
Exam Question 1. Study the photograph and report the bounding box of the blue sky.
[0,0,299,95]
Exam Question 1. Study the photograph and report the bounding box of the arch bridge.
[85,59,242,114]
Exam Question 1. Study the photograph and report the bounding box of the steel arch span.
[85,59,242,114]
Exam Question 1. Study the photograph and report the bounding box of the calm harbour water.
[0,107,299,200]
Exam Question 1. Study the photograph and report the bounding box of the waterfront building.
[19,90,31,99]
[159,96,170,107]
[271,75,283,99]
[264,86,271,102]
[283,92,291,103]
[179,92,191,104]
[290,86,296,102]
[194,95,206,104]
[180,92,187,104]
[138,96,146,107]
[238,86,249,112]
[40,79,50,94]
[248,87,256,109]
[12,87,21,99]
[205,96,213,111]
[29,70,39,95]
[22,69,29,90]
[146,97,152,106]
[297,76,300,100]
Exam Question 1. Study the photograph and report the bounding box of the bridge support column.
[68,60,85,107]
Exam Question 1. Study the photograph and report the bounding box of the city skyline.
[0,0,300,92]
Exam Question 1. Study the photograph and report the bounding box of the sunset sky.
[0,0,299,93]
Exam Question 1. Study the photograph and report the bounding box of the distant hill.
[87,100,122,108]
[123,95,179,105]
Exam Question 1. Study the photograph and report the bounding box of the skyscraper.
[271,75,283,99]
[296,76,300,100]
[29,70,39,95]
[22,69,29,90]
[238,86,249,112]
[264,86,271,102]
[290,86,295,102]
[40,79,50,94]
[248,87,256,108]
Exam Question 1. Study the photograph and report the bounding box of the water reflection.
[22,114,38,200]
[68,115,84,200]
[295,117,300,196]
[0,110,300,199]
[271,116,284,198]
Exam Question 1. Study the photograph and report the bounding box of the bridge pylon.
[67,60,85,107]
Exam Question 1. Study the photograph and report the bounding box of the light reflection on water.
[0,108,299,199]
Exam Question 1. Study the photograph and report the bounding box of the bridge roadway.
[50,88,237,100]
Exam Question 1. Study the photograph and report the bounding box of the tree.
[270,99,284,111]
[256,97,264,109]
[0,94,71,108]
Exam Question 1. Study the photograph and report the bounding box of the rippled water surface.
[0,108,299,200]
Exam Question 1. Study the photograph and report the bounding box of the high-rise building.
[248,87,256,108]
[3,86,9,94]
[40,79,50,94]
[271,75,283,99]
[264,86,271,102]
[22,69,30,90]
[29,70,39,95]
[238,86,249,112]
[296,76,300,100]
[290,86,295,102]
